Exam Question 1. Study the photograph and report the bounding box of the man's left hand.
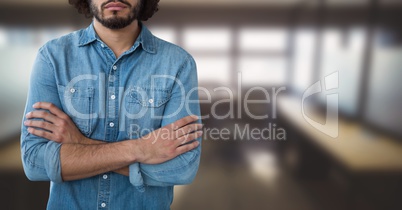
[24,102,129,176]
[24,102,87,144]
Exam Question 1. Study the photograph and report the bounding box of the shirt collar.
[78,22,156,54]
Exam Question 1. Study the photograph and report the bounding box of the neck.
[93,19,141,58]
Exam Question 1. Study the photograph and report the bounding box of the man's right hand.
[132,115,203,165]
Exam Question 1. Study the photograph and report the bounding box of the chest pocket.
[124,87,171,121]
[58,85,95,136]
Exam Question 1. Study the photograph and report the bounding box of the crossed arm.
[22,50,202,185]
[23,102,202,181]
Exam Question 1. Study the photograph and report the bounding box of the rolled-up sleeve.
[20,48,63,183]
[129,56,202,187]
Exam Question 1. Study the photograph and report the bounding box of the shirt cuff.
[44,141,63,183]
[129,163,145,192]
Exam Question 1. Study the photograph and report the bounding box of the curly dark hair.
[68,0,160,21]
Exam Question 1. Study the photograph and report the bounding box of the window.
[0,27,7,47]
[0,26,72,141]
[148,26,177,44]
[238,27,288,86]
[239,28,288,52]
[292,28,316,92]
[0,27,72,93]
[239,56,287,85]
[183,27,231,52]
[183,27,232,85]
[319,28,366,116]
[365,40,402,137]
[193,55,231,85]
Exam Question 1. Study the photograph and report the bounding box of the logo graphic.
[302,72,339,138]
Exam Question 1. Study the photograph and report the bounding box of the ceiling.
[0,0,366,7]
[0,0,304,6]
[0,0,400,8]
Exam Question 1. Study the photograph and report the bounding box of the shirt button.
[101,44,105,48]
[113,65,117,70]
[101,203,106,208]
[109,122,115,128]
[111,95,116,100]
[149,99,154,104]
[70,88,76,93]
[103,174,108,179]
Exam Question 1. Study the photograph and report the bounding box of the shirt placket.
[98,172,111,210]
[106,63,120,142]
[98,42,121,210]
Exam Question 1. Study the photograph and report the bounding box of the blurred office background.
[1,0,402,209]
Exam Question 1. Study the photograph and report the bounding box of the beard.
[90,0,141,30]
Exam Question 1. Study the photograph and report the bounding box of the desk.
[278,95,402,175]
[277,95,402,209]
[0,139,22,171]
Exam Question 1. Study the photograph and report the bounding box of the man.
[21,0,202,209]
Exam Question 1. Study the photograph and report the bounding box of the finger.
[26,111,58,123]
[33,102,68,119]
[175,140,200,155]
[174,124,203,139]
[24,120,57,132]
[175,131,203,146]
[27,127,58,142]
[167,115,199,131]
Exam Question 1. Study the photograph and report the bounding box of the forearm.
[60,139,136,181]
[25,101,201,182]
[76,138,129,176]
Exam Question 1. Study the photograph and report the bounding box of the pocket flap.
[58,85,94,99]
[128,87,171,108]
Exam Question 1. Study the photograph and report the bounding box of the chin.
[104,10,128,16]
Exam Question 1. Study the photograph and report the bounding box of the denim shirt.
[20,23,201,210]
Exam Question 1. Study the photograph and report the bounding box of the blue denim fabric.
[20,22,201,210]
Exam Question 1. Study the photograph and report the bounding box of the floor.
[0,135,320,210]
[171,139,317,210]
